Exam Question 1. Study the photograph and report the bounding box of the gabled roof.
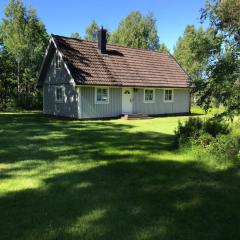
[38,34,190,88]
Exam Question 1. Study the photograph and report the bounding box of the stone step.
[121,114,152,120]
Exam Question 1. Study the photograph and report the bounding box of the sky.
[0,0,207,52]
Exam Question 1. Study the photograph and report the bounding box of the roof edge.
[168,52,192,83]
[75,83,191,89]
[37,35,76,88]
[51,34,170,56]
[37,38,53,88]
[51,35,76,85]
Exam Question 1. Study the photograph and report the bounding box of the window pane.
[169,90,172,100]
[102,89,108,101]
[97,89,102,101]
[56,87,63,101]
[59,88,62,100]
[145,90,153,101]
[164,90,167,100]
[165,90,172,101]
[96,88,108,102]
[56,55,61,69]
[57,88,60,100]
[149,91,153,100]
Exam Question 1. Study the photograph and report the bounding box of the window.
[95,87,109,104]
[55,86,65,102]
[144,89,155,103]
[164,89,174,102]
[55,54,61,70]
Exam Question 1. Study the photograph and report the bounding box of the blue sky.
[0,0,206,52]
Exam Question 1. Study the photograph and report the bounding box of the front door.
[122,88,133,114]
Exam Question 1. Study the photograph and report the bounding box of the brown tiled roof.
[52,35,190,88]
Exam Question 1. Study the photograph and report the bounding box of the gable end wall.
[43,51,79,118]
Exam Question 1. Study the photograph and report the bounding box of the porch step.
[121,113,152,120]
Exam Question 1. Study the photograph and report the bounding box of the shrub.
[175,117,230,144]
[237,151,240,161]
[175,118,203,144]
[207,134,240,159]
[175,117,240,160]
[193,133,215,148]
[202,118,229,137]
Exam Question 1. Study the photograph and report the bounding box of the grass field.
[0,112,240,240]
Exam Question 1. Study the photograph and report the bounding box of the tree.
[85,20,100,41]
[173,25,220,81]
[0,0,48,109]
[0,44,16,110]
[159,43,169,53]
[109,11,159,50]
[71,32,81,39]
[196,0,240,116]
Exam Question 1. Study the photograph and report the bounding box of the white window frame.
[144,88,155,103]
[95,87,110,104]
[163,89,174,102]
[55,53,61,70]
[55,86,65,103]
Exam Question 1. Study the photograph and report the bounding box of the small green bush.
[175,117,240,161]
[203,118,230,137]
[175,118,203,144]
[207,135,240,159]
[193,133,215,147]
[237,151,240,161]
[175,117,230,144]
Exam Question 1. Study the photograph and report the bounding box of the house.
[37,28,191,119]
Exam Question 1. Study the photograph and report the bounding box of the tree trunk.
[17,60,20,94]
[17,59,20,107]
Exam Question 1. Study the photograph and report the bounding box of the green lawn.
[0,112,240,240]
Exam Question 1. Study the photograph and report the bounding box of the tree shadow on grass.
[1,160,240,240]
[1,113,240,240]
[0,113,175,164]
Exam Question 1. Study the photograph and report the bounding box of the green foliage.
[71,32,81,39]
[159,43,169,53]
[109,11,159,50]
[195,49,240,116]
[193,132,214,147]
[201,0,240,40]
[173,25,220,81]
[202,118,230,137]
[175,116,240,160]
[175,117,230,144]
[175,118,203,143]
[85,20,100,41]
[196,0,240,116]
[0,47,16,110]
[0,0,48,110]
[207,134,240,159]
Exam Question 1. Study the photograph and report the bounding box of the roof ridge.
[51,34,170,56]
